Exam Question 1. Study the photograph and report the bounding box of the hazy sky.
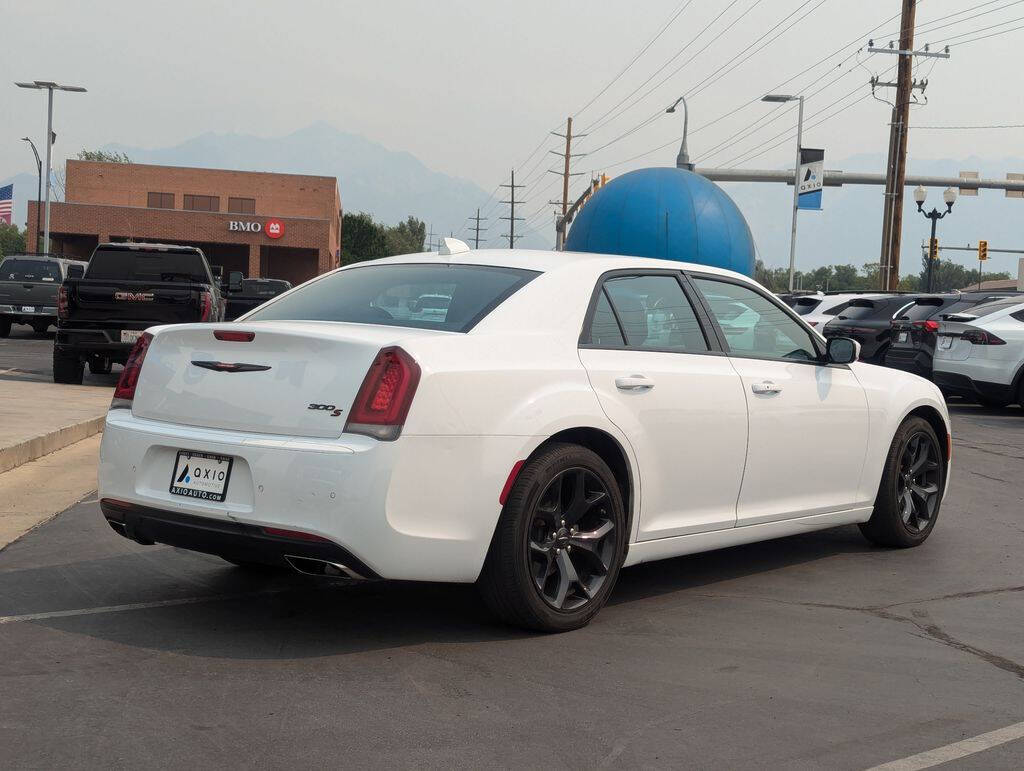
[4,0,1023,245]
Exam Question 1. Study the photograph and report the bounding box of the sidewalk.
[0,379,111,474]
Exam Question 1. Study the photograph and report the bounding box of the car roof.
[358,248,750,282]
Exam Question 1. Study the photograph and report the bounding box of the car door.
[578,271,748,540]
[690,274,870,526]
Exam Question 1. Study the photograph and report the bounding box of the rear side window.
[821,300,850,317]
[245,263,539,333]
[1,258,62,282]
[86,248,210,284]
[593,274,708,352]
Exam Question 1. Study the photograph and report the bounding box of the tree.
[341,212,426,264]
[76,149,131,163]
[0,223,27,258]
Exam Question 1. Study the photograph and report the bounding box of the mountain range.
[3,123,1022,273]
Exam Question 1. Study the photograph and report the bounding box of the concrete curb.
[0,416,105,475]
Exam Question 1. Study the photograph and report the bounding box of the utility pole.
[424,223,436,252]
[548,118,586,250]
[469,208,487,248]
[499,169,525,249]
[869,3,949,289]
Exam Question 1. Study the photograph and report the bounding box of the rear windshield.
[85,248,210,284]
[244,263,540,332]
[836,300,879,320]
[1,258,62,282]
[899,298,948,321]
[792,297,822,315]
[954,297,1024,319]
[240,279,290,296]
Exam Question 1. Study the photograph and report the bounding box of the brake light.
[213,330,255,342]
[961,329,1005,345]
[58,285,69,319]
[913,320,940,332]
[199,290,213,321]
[111,332,153,408]
[345,346,421,441]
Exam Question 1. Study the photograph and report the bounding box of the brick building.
[27,161,341,286]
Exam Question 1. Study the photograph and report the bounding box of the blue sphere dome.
[564,167,755,276]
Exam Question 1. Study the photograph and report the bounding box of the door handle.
[751,380,782,395]
[615,375,654,392]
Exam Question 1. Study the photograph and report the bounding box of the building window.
[147,192,174,209]
[228,197,256,214]
[184,194,220,212]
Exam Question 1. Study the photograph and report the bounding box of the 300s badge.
[308,403,343,417]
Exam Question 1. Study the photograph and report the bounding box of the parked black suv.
[223,274,292,320]
[822,295,922,363]
[54,242,225,383]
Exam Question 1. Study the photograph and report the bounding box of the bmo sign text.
[228,218,286,239]
[229,221,262,233]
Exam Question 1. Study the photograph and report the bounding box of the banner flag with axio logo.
[797,148,824,211]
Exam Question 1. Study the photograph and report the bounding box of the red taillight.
[345,346,421,441]
[213,330,255,342]
[111,332,153,406]
[199,290,213,321]
[58,285,69,319]
[961,329,1005,345]
[912,320,940,332]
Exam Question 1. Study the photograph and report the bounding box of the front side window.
[694,277,818,362]
[590,274,708,352]
[245,263,539,332]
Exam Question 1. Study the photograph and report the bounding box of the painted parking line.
[867,720,1024,770]
[0,589,287,625]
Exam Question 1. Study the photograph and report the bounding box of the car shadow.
[19,526,877,660]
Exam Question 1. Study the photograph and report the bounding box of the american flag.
[0,184,12,225]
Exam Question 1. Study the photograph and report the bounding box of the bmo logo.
[265,218,284,239]
[227,219,286,239]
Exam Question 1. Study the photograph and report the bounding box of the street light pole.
[913,185,957,292]
[665,96,693,171]
[762,94,804,292]
[21,137,42,252]
[14,80,87,254]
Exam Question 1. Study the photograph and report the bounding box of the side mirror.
[228,271,243,292]
[66,264,85,279]
[827,337,860,365]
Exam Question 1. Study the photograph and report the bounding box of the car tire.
[859,416,945,548]
[32,321,51,336]
[478,442,626,632]
[52,348,84,385]
[88,357,112,375]
[0,317,10,338]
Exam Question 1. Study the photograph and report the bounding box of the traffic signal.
[978,240,988,261]
[929,237,938,260]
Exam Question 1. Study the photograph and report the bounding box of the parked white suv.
[792,293,886,329]
[933,297,1024,408]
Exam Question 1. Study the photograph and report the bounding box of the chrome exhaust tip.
[284,555,366,580]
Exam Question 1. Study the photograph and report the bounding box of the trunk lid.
[132,321,440,438]
[935,321,976,361]
[0,279,60,309]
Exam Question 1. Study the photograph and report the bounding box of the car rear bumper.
[883,347,932,378]
[0,305,57,319]
[933,370,1015,403]
[56,328,134,360]
[98,409,530,583]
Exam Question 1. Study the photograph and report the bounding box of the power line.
[572,0,696,119]
[931,12,1024,44]
[912,123,1024,129]
[952,19,1024,45]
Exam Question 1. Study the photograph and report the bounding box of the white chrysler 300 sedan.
[99,246,951,631]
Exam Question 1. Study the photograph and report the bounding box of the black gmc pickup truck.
[54,242,225,383]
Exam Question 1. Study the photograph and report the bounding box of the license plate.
[22,306,36,313]
[169,451,234,502]
[120,329,143,344]
[897,331,908,343]
[939,336,954,350]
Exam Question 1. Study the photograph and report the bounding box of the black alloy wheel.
[527,468,617,611]
[479,443,626,632]
[860,416,945,548]
[894,431,941,534]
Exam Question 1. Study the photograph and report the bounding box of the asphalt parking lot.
[0,404,1022,769]
[0,325,119,385]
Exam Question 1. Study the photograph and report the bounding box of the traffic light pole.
[926,216,938,293]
